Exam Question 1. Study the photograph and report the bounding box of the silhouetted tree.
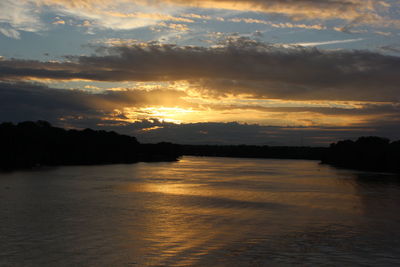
[322,136,399,172]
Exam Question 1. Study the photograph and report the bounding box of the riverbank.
[0,121,180,170]
[1,121,399,173]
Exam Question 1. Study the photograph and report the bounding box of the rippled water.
[1,157,400,266]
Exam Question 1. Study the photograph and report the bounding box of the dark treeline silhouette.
[322,136,400,172]
[0,121,180,170]
[1,121,399,173]
[179,145,326,160]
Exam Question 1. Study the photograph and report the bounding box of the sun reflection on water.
[114,158,367,265]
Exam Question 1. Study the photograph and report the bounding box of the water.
[1,157,400,266]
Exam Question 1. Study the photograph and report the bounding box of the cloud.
[228,17,326,30]
[0,0,44,37]
[37,0,195,31]
[151,22,189,32]
[136,0,388,22]
[0,81,189,123]
[1,79,400,146]
[289,38,364,47]
[379,44,400,54]
[1,80,400,145]
[1,38,399,102]
[0,0,397,37]
[0,0,192,35]
[34,0,384,22]
[168,0,382,20]
[207,102,400,117]
[52,19,66,25]
[0,27,21,39]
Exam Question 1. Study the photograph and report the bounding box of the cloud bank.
[1,39,399,102]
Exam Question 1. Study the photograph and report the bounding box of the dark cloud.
[0,81,188,122]
[379,44,400,54]
[1,80,398,125]
[0,82,95,122]
[1,39,399,101]
[208,102,400,116]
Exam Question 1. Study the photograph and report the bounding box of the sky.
[1,0,400,146]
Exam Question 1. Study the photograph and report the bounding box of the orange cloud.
[36,0,395,25]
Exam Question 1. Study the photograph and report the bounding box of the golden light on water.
[111,157,367,266]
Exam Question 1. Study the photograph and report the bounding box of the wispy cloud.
[152,0,385,21]
[0,27,21,39]
[0,0,398,38]
[229,17,326,30]
[289,38,364,47]
[0,0,44,37]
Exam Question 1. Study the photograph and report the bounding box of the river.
[1,157,400,266]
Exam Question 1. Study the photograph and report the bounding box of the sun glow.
[133,107,196,123]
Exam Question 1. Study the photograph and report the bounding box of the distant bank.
[1,121,399,173]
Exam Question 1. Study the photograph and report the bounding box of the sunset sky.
[1,0,399,145]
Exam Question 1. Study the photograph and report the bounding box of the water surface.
[1,157,400,266]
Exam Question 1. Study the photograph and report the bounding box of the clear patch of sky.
[0,20,93,60]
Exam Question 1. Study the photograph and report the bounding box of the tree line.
[321,136,400,172]
[0,121,180,170]
[1,121,399,172]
